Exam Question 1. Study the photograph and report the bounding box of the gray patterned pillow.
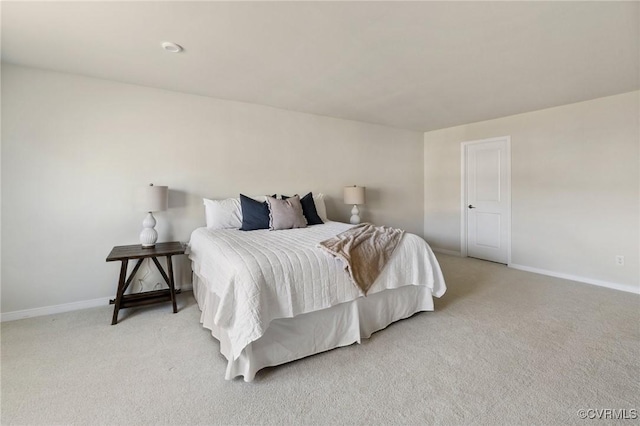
[266,195,307,230]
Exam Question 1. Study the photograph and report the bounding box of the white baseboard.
[1,284,194,323]
[1,296,112,322]
[508,263,639,295]
[431,247,462,257]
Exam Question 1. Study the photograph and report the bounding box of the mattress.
[192,272,436,381]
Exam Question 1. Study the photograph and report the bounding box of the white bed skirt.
[192,271,435,382]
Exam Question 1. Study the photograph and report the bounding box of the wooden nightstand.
[106,242,186,325]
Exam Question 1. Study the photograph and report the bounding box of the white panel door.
[465,138,510,264]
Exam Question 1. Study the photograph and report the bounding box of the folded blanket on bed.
[318,223,404,294]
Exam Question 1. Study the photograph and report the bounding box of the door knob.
[468,205,476,209]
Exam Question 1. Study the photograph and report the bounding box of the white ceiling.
[2,1,639,131]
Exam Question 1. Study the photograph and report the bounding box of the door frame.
[460,136,512,264]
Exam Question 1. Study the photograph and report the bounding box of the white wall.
[424,91,640,290]
[1,64,424,315]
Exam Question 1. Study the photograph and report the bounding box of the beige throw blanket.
[318,223,404,295]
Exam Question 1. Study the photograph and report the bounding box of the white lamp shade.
[344,186,365,205]
[139,184,168,212]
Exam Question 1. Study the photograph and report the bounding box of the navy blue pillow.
[282,192,324,225]
[239,194,276,231]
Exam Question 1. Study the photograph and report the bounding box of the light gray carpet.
[2,255,639,425]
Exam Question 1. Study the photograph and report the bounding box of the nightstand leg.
[167,255,178,313]
[111,259,129,325]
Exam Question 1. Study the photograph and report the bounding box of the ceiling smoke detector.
[161,42,183,53]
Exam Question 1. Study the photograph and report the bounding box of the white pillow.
[203,195,270,229]
[313,193,328,222]
[203,198,242,229]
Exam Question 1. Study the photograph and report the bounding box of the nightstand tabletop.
[106,241,185,262]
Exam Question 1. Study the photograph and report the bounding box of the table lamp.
[343,185,366,225]
[139,183,168,248]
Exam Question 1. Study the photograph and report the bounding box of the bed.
[188,220,446,381]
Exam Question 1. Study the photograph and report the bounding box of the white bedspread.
[188,221,445,360]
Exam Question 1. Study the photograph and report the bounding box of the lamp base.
[140,212,158,247]
[349,205,361,225]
